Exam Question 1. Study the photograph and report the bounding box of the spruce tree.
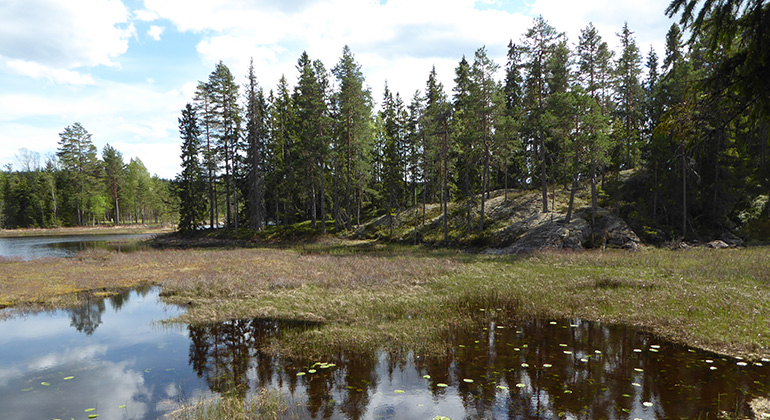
[176,103,206,232]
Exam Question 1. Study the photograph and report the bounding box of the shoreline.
[0,224,174,238]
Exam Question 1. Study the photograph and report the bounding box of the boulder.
[707,240,730,249]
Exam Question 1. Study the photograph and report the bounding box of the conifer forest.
[3,0,769,244]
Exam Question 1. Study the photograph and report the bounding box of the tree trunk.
[566,172,578,224]
[311,176,317,229]
[590,159,597,212]
[346,110,352,231]
[540,132,548,213]
[320,163,326,234]
[682,145,687,240]
[442,124,449,242]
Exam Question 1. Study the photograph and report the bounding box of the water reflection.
[185,318,770,419]
[2,289,769,420]
[0,233,152,260]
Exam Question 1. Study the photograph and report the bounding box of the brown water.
[188,318,769,419]
[1,290,768,419]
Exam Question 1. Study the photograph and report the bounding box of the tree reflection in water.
[184,318,770,419]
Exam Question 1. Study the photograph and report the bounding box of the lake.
[1,287,768,419]
[0,233,153,260]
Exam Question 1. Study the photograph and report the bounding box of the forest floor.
[1,241,769,362]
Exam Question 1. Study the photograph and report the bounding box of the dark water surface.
[1,289,768,420]
[0,233,153,260]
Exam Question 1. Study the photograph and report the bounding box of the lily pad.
[118,405,127,409]
[436,383,448,388]
[423,375,431,379]
[41,382,50,386]
[63,376,74,381]
[463,378,474,383]
[516,383,526,388]
[296,372,306,376]
[496,385,508,390]
[543,364,552,368]
[308,369,317,374]
[85,408,96,412]
[634,368,644,372]
[394,390,405,394]
[643,401,653,407]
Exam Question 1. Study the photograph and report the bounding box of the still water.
[0,233,153,260]
[1,288,768,420]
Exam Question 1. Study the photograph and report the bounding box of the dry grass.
[0,224,172,238]
[2,243,769,360]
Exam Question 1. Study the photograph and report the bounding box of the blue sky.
[0,0,674,179]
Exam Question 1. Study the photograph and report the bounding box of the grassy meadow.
[2,238,769,360]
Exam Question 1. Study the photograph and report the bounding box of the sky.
[0,0,676,179]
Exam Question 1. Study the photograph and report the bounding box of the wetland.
[1,233,770,418]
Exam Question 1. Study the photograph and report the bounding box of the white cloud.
[529,0,671,57]
[0,80,190,178]
[146,0,532,104]
[134,8,160,22]
[0,0,133,71]
[3,58,95,85]
[148,25,166,41]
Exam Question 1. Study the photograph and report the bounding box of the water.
[1,289,768,420]
[0,233,153,260]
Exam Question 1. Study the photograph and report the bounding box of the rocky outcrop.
[359,189,642,253]
[487,207,640,254]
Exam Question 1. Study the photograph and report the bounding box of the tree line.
[0,123,174,228]
[176,9,770,242]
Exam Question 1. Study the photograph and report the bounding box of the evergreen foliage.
[4,9,768,243]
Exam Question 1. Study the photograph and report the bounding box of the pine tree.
[57,122,99,226]
[471,47,501,231]
[194,81,218,229]
[294,52,331,231]
[207,62,242,231]
[332,46,373,229]
[380,82,406,236]
[613,23,644,169]
[244,59,269,232]
[101,144,125,224]
[424,66,451,240]
[176,103,206,232]
[521,16,563,213]
[577,23,613,213]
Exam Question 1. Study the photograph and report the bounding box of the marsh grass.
[2,242,769,359]
[166,389,300,420]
